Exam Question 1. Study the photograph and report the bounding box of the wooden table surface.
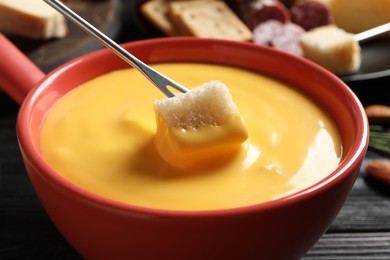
[1,1,390,259]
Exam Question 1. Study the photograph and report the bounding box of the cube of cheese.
[300,25,361,74]
[327,0,390,33]
[0,0,67,39]
[153,80,249,168]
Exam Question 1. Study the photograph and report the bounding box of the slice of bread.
[300,25,361,74]
[140,0,180,36]
[172,0,252,41]
[0,0,68,39]
[154,80,249,168]
[166,0,217,35]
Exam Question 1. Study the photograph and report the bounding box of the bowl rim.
[17,37,370,217]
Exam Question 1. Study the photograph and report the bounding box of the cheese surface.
[40,63,342,210]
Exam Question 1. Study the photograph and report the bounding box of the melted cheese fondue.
[40,63,342,210]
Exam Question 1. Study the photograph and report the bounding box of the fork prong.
[134,59,189,97]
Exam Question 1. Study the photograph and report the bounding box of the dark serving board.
[340,34,390,106]
[124,0,390,107]
[4,0,122,73]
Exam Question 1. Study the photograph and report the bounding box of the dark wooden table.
[1,1,390,259]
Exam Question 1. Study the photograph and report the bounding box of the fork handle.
[43,0,188,97]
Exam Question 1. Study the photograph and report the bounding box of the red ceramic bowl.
[0,35,369,260]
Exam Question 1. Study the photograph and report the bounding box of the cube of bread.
[0,0,67,39]
[300,25,361,74]
[154,80,249,168]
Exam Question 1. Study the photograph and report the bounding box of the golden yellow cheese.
[40,63,342,210]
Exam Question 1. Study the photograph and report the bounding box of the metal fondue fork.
[354,22,390,43]
[43,0,189,98]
